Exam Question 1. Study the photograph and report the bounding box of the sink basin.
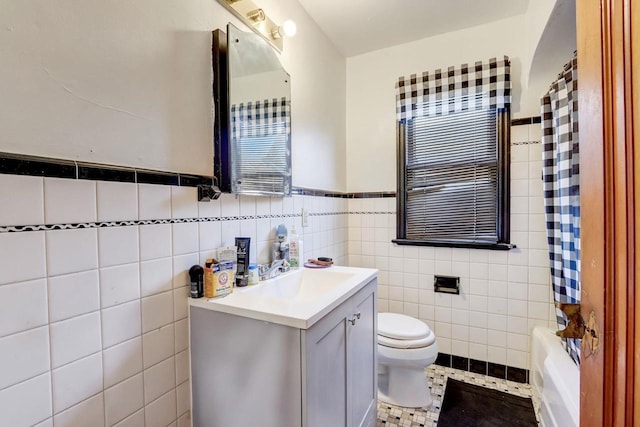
[188,265,377,329]
[239,268,356,301]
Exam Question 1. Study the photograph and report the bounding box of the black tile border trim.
[0,152,399,198]
[0,153,77,179]
[511,116,542,126]
[434,352,529,384]
[0,152,213,188]
[291,187,396,199]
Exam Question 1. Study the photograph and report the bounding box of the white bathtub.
[530,327,580,427]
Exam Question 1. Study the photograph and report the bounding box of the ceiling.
[297,0,530,57]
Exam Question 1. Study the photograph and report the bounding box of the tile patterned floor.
[376,365,539,427]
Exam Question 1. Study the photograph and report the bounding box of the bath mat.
[437,378,537,427]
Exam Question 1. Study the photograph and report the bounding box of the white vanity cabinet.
[304,279,377,427]
[190,276,377,427]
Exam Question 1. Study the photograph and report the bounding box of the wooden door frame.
[577,0,637,426]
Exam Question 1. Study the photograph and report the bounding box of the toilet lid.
[378,313,431,340]
[378,330,436,349]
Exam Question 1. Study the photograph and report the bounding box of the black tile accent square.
[0,154,76,179]
[487,362,507,380]
[435,352,452,368]
[77,164,135,183]
[506,367,528,383]
[136,170,179,186]
[469,359,488,375]
[179,174,213,187]
[510,116,543,126]
[451,355,469,371]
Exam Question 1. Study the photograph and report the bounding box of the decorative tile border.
[348,211,395,215]
[0,212,364,233]
[0,209,401,233]
[512,140,541,146]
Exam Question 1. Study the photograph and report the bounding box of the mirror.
[212,23,292,197]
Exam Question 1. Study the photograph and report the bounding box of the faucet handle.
[258,264,270,275]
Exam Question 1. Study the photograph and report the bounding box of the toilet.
[377,312,438,408]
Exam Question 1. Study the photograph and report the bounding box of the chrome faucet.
[258,259,290,281]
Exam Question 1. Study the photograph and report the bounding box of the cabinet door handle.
[349,312,361,326]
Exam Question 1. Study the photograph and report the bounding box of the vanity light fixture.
[246,8,265,22]
[217,0,295,52]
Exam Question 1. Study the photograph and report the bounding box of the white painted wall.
[344,3,574,192]
[345,16,527,192]
[0,0,347,190]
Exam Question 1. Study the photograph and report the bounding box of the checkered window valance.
[231,98,291,139]
[396,56,511,121]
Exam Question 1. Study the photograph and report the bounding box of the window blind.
[404,100,499,243]
[395,57,511,249]
[232,131,291,196]
[230,98,292,196]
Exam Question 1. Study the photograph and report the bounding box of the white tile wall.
[52,352,103,413]
[97,181,138,222]
[100,263,140,308]
[44,178,96,224]
[349,124,556,371]
[0,326,50,389]
[0,372,52,426]
[50,312,102,368]
[103,337,143,389]
[0,231,46,285]
[102,300,142,349]
[0,279,48,337]
[0,174,348,426]
[104,373,144,426]
[0,174,44,226]
[53,392,105,427]
[48,270,100,322]
[46,228,98,277]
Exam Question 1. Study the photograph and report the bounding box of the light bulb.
[281,19,297,37]
[271,19,297,39]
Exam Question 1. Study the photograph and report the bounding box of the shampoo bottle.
[289,224,303,268]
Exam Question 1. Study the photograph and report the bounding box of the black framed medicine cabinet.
[212,23,292,197]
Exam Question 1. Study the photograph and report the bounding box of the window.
[393,57,512,250]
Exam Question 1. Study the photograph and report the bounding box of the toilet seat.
[377,313,436,349]
[378,331,435,349]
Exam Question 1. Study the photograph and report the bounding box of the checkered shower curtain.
[541,54,580,365]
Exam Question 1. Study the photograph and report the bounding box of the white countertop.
[188,265,377,329]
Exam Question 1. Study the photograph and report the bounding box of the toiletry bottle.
[275,224,289,261]
[189,265,204,298]
[235,237,250,287]
[248,264,258,285]
[289,224,302,268]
